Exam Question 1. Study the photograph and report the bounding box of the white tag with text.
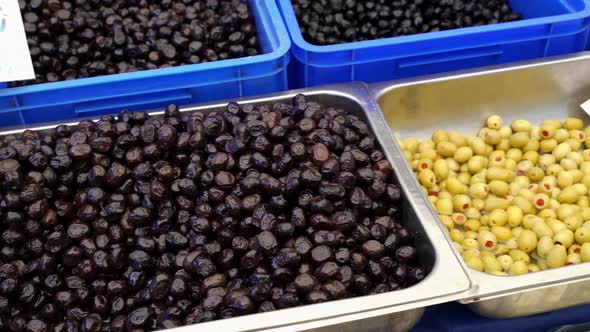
[0,0,35,83]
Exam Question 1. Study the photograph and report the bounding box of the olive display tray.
[0,83,471,332]
[371,52,590,319]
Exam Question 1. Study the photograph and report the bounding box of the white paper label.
[581,99,590,115]
[0,0,35,83]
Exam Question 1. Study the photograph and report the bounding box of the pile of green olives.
[400,115,590,275]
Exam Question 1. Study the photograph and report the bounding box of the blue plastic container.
[0,0,290,127]
[277,0,590,88]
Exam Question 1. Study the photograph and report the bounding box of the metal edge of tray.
[367,52,590,310]
[0,82,472,332]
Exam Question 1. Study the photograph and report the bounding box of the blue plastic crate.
[277,0,590,88]
[0,0,290,127]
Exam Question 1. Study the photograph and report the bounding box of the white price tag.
[581,99,590,116]
[0,0,35,83]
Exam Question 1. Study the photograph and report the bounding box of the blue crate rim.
[0,0,291,96]
[278,0,590,54]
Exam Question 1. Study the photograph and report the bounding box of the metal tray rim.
[368,52,590,304]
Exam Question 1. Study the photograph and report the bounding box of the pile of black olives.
[292,0,522,45]
[0,94,425,331]
[12,0,260,87]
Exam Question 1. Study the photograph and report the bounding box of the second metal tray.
[371,53,590,318]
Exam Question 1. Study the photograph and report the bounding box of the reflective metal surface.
[371,52,590,318]
[0,83,470,331]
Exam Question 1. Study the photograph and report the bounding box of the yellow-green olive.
[553,142,572,161]
[546,244,567,269]
[450,229,465,243]
[507,148,523,161]
[403,137,419,152]
[487,115,503,130]
[482,129,502,145]
[482,255,503,273]
[509,249,531,264]
[518,230,538,253]
[537,236,554,259]
[512,196,534,214]
[509,261,529,275]
[491,226,512,241]
[567,253,582,265]
[437,141,457,157]
[540,124,557,139]
[439,215,454,229]
[446,177,468,194]
[484,196,510,212]
[516,160,533,176]
[539,154,556,171]
[527,167,544,182]
[560,158,578,171]
[540,138,558,153]
[436,198,454,216]
[580,243,590,262]
[488,180,509,197]
[574,226,590,244]
[418,140,436,152]
[559,186,580,204]
[547,218,567,234]
[470,137,488,156]
[433,130,449,145]
[497,255,514,270]
[507,206,523,227]
[512,119,532,133]
[532,221,553,238]
[564,215,583,231]
[487,167,515,182]
[469,183,489,199]
[418,169,437,189]
[465,256,484,271]
[451,212,467,226]
[454,146,474,164]
[565,118,584,131]
[446,158,460,172]
[555,128,570,143]
[500,126,513,139]
[453,194,472,211]
[478,230,498,250]
[510,132,531,149]
[433,159,449,179]
[488,209,508,227]
[464,219,481,232]
[523,150,540,164]
[522,139,540,153]
[553,229,575,248]
[448,131,468,147]
[538,209,557,222]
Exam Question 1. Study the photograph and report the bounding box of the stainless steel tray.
[0,83,471,332]
[370,52,590,318]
